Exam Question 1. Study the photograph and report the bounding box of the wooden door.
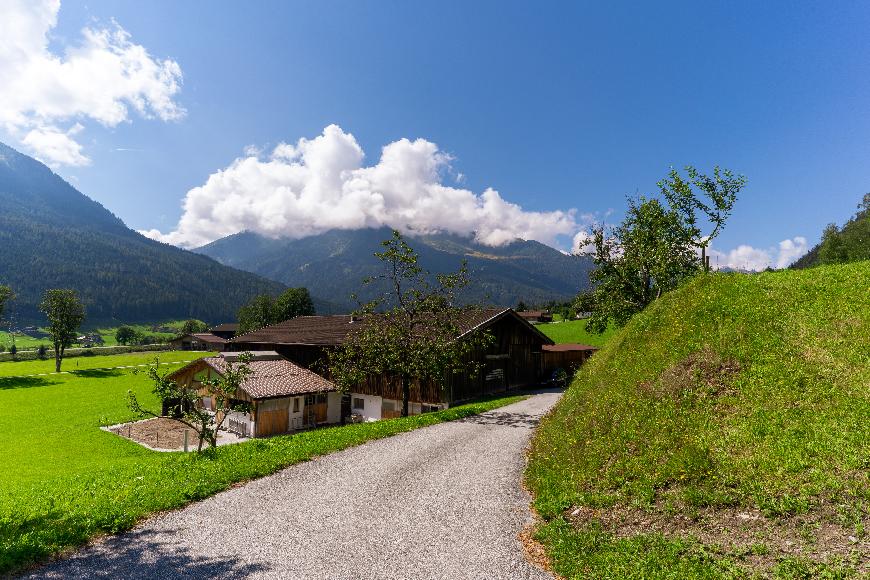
[256,409,289,437]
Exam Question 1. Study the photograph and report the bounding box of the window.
[382,400,395,412]
[316,393,328,404]
[422,404,440,414]
[293,398,300,413]
[352,397,365,410]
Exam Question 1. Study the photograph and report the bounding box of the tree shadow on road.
[458,411,541,429]
[26,527,270,579]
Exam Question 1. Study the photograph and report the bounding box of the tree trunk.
[54,344,61,372]
[401,374,410,417]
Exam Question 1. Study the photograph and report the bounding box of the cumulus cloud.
[0,0,184,166]
[709,236,808,271]
[571,230,596,254]
[144,124,582,249]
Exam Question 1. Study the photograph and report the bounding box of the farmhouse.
[166,351,340,437]
[541,343,599,375]
[209,323,239,340]
[229,308,555,420]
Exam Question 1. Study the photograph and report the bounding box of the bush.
[37,345,46,359]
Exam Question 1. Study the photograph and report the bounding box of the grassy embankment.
[0,350,524,575]
[527,261,869,578]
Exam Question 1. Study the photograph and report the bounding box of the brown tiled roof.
[199,356,337,399]
[230,308,551,346]
[542,343,599,352]
[190,333,227,344]
[210,323,239,333]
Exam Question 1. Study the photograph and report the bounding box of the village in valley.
[0,2,868,579]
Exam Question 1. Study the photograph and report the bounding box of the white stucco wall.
[350,393,382,421]
[288,395,305,430]
[327,392,342,424]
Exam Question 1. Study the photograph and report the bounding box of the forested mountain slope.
[0,142,284,324]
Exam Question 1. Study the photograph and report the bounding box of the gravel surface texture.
[26,391,560,580]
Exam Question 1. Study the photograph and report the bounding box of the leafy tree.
[9,344,17,360]
[578,166,745,333]
[237,294,276,334]
[818,223,848,265]
[180,319,208,334]
[115,326,139,345]
[0,285,12,321]
[328,230,492,416]
[37,345,47,360]
[39,289,85,372]
[128,354,253,453]
[237,287,316,334]
[273,287,316,321]
[516,300,528,312]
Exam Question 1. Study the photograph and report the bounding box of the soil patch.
[108,417,245,451]
[566,503,868,575]
[640,346,741,400]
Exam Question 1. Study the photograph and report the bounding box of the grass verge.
[536,319,616,347]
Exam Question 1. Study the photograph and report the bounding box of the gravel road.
[26,391,560,580]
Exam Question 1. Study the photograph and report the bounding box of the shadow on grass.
[70,368,124,378]
[0,376,61,390]
[19,527,269,579]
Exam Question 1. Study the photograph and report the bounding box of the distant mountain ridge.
[0,142,285,324]
[196,228,592,312]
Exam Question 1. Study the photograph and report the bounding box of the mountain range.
[196,228,591,313]
[0,142,284,325]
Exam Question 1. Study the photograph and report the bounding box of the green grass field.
[527,262,870,578]
[537,319,616,347]
[0,350,524,574]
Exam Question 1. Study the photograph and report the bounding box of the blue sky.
[3,1,870,269]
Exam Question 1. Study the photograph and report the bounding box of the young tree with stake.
[39,289,86,372]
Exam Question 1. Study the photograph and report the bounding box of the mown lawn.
[0,350,203,377]
[0,351,525,575]
[527,262,870,578]
[537,319,616,347]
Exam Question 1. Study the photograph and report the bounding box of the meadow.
[527,262,870,578]
[0,350,524,574]
[0,320,192,351]
[537,318,616,347]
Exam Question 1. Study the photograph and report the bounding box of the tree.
[516,300,528,312]
[578,166,745,333]
[237,294,276,334]
[39,289,86,372]
[0,285,12,322]
[180,319,208,335]
[328,230,492,417]
[818,223,848,265]
[237,287,316,334]
[273,287,316,321]
[128,354,253,453]
[115,326,139,345]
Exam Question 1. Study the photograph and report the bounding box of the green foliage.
[578,166,745,334]
[39,289,85,372]
[0,350,522,575]
[794,193,869,269]
[0,285,12,321]
[115,326,139,345]
[237,287,316,334]
[180,319,209,334]
[329,231,492,415]
[527,262,870,576]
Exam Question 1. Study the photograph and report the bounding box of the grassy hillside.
[527,262,869,578]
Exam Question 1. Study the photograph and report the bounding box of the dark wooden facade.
[231,309,552,405]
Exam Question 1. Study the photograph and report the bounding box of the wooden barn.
[165,351,340,438]
[229,308,555,420]
[169,332,228,352]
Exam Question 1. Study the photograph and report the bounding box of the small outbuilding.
[517,310,554,324]
[541,343,599,375]
[170,333,228,351]
[166,351,340,438]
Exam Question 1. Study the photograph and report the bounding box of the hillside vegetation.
[527,262,869,578]
[792,195,869,269]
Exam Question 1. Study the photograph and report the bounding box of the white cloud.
[709,236,808,271]
[143,124,582,249]
[0,0,184,165]
[21,123,89,166]
[571,230,596,254]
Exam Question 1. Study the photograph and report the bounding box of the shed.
[541,343,599,374]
